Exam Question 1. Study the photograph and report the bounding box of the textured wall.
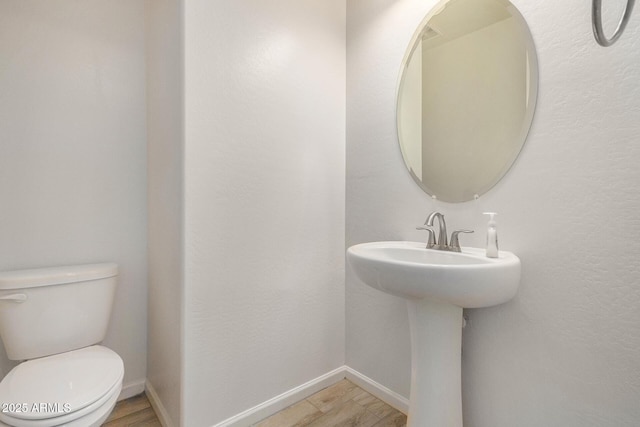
[0,0,148,389]
[145,0,184,425]
[346,0,640,426]
[182,1,346,425]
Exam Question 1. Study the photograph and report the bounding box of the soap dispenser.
[483,212,499,258]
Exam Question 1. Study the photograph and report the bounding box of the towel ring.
[593,0,636,46]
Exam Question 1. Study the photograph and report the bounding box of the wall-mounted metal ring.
[593,0,636,46]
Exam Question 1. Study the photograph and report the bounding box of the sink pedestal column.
[406,298,463,427]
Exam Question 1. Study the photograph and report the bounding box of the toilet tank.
[0,263,118,361]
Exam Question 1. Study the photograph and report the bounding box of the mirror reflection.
[397,0,538,203]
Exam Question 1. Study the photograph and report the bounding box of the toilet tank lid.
[0,263,118,290]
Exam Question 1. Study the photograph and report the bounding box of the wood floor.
[105,379,406,427]
[103,393,161,426]
[253,380,407,427]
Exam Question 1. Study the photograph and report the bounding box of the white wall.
[346,0,640,426]
[145,0,184,425]
[183,1,346,425]
[0,0,148,389]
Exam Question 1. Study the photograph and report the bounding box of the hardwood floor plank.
[254,399,323,427]
[306,400,378,427]
[372,411,407,427]
[105,394,152,424]
[104,393,161,426]
[307,379,363,413]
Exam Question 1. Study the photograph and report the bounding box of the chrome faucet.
[416,211,473,252]
[427,211,448,250]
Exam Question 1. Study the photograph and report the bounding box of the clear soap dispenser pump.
[483,212,499,258]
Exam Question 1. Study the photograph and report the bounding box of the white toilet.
[0,263,124,427]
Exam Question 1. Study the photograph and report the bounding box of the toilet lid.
[0,345,123,421]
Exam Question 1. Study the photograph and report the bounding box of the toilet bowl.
[0,264,123,427]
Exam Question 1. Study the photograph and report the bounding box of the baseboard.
[344,367,409,414]
[118,378,146,401]
[145,380,176,427]
[212,367,347,427]
[141,365,409,427]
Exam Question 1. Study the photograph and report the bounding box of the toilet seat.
[0,378,121,427]
[0,346,123,427]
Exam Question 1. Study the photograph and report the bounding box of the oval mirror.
[397,0,538,203]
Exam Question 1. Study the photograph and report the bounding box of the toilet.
[0,263,124,427]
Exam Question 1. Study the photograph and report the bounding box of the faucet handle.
[449,229,474,252]
[416,226,436,249]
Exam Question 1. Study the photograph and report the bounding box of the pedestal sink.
[347,241,521,427]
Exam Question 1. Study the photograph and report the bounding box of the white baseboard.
[141,365,408,427]
[212,367,346,427]
[118,378,146,401]
[145,380,176,427]
[344,367,409,414]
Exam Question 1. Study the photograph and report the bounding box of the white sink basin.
[347,241,520,308]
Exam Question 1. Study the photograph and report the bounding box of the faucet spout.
[426,211,448,249]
